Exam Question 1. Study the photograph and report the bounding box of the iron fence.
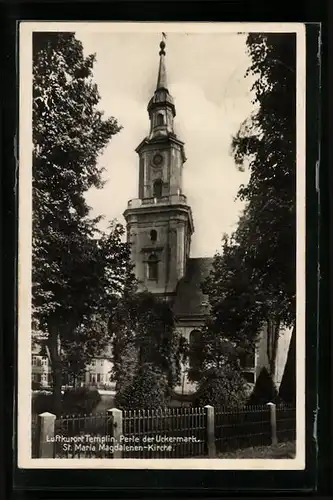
[32,403,296,459]
[216,404,271,453]
[122,407,206,458]
[276,404,296,442]
[54,412,114,458]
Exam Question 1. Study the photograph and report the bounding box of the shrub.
[62,387,101,416]
[193,367,248,408]
[247,367,281,405]
[115,364,170,409]
[31,380,42,391]
[32,391,54,415]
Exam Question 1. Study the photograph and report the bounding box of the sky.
[75,30,254,257]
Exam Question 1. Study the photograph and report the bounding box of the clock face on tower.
[152,153,163,166]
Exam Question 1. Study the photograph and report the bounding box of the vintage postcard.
[18,22,306,469]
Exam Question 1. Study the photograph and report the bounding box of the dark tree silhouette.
[32,32,132,415]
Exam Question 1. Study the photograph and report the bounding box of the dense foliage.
[32,32,132,414]
[202,33,296,388]
[32,380,42,391]
[116,364,171,409]
[187,320,249,407]
[247,367,280,405]
[32,391,54,415]
[110,292,186,407]
[231,33,296,326]
[193,367,249,408]
[62,387,102,415]
[32,387,102,416]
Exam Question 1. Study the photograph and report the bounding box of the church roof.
[173,257,213,318]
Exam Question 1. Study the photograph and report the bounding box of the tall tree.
[231,33,296,325]
[204,33,296,386]
[187,318,249,407]
[32,32,130,415]
[109,292,186,408]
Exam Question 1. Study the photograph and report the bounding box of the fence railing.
[276,404,296,442]
[54,412,114,458]
[122,406,207,458]
[31,403,296,459]
[215,404,272,453]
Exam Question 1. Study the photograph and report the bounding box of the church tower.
[123,36,194,297]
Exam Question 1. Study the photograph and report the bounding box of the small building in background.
[31,344,115,391]
[32,347,52,388]
[83,352,114,390]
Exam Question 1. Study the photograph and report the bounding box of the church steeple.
[124,35,194,296]
[147,35,176,140]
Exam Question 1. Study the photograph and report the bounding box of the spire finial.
[156,33,168,90]
[159,32,166,55]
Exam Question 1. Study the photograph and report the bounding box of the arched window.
[147,254,158,281]
[153,179,163,198]
[157,113,164,126]
[189,329,201,368]
[150,229,157,242]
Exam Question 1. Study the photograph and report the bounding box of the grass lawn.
[218,441,296,459]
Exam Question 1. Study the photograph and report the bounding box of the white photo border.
[18,21,306,470]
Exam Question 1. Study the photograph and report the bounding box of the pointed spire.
[156,35,168,90]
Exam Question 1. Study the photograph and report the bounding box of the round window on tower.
[153,153,163,166]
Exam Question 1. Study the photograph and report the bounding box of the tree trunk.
[271,319,280,380]
[48,325,62,417]
[266,316,281,386]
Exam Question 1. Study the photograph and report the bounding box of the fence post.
[108,408,123,458]
[266,402,277,445]
[204,405,216,458]
[38,412,56,458]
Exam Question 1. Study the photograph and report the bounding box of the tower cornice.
[135,134,187,163]
[147,94,176,117]
[123,203,194,236]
